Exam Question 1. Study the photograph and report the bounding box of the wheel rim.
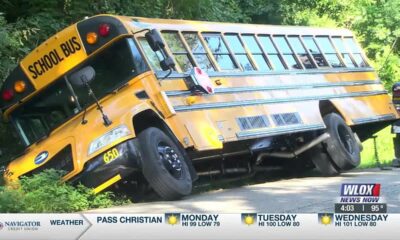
[157,142,184,180]
[337,125,354,154]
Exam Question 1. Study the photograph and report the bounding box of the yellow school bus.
[1,15,398,200]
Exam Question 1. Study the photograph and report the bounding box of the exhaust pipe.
[256,133,330,165]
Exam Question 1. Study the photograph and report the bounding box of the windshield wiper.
[81,106,88,125]
[83,80,112,126]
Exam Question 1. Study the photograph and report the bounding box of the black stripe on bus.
[166,80,381,97]
[173,90,388,112]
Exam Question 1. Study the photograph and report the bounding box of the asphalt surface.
[89,168,400,213]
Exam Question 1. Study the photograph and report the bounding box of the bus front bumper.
[71,138,142,190]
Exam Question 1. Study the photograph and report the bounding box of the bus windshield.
[11,38,148,146]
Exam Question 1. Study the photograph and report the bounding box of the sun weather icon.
[165,213,181,225]
[241,213,257,225]
[318,213,334,225]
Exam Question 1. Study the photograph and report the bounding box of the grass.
[359,126,396,168]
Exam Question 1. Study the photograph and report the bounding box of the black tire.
[323,113,361,170]
[283,156,314,176]
[303,144,340,176]
[138,127,192,200]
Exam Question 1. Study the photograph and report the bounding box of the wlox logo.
[340,183,381,203]
[341,184,380,197]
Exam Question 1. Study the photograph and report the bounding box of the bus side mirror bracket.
[145,29,175,73]
[160,57,175,71]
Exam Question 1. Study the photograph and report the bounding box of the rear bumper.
[70,138,141,189]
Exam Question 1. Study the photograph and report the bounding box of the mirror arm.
[160,69,173,80]
[132,28,150,36]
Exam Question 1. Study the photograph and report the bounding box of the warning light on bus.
[14,80,26,93]
[2,89,14,101]
[98,23,110,37]
[86,32,98,44]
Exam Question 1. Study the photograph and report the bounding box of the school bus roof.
[117,15,354,37]
[13,14,356,82]
[1,14,355,114]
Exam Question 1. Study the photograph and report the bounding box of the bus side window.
[162,32,194,72]
[331,37,356,68]
[182,32,215,72]
[343,37,368,67]
[273,36,302,69]
[315,36,345,68]
[241,35,271,71]
[302,36,329,67]
[138,37,162,71]
[224,34,254,71]
[258,35,286,71]
[287,36,316,69]
[202,33,238,71]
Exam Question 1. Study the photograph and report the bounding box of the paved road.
[89,168,400,213]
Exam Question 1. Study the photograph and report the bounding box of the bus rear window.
[343,37,368,67]
[241,35,270,71]
[202,33,238,70]
[302,36,329,67]
[258,35,286,71]
[162,32,194,72]
[183,33,215,72]
[332,37,356,68]
[224,34,254,71]
[287,36,315,69]
[273,36,302,69]
[315,37,345,68]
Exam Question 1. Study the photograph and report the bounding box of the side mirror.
[145,29,165,51]
[160,57,176,71]
[70,66,95,86]
[145,29,175,72]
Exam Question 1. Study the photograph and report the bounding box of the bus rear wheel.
[303,144,340,176]
[323,113,361,170]
[138,127,192,200]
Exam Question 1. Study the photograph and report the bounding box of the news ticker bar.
[0,213,399,240]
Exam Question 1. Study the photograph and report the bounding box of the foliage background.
[0,0,399,164]
[0,169,130,212]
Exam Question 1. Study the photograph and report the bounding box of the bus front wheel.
[323,113,361,170]
[138,127,192,200]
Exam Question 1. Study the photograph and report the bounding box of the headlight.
[88,125,131,155]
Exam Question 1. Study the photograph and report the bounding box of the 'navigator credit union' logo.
[340,184,380,196]
[34,151,49,165]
